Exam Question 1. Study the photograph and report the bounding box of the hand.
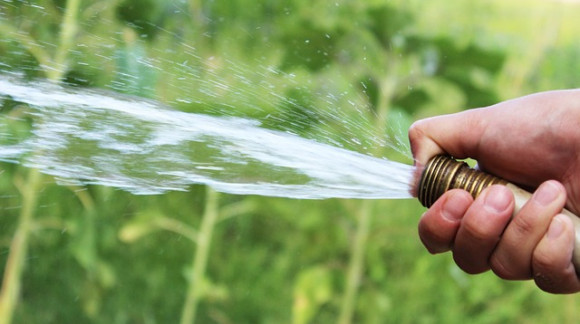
[408,90,580,293]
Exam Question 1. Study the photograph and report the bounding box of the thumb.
[408,108,487,166]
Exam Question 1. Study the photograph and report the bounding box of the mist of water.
[0,74,415,199]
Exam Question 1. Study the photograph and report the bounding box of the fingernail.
[483,186,511,213]
[546,215,565,240]
[442,192,468,222]
[535,181,561,206]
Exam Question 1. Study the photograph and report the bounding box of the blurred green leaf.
[68,212,97,270]
[292,265,333,324]
[112,28,158,97]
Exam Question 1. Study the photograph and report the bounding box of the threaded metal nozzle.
[417,155,507,207]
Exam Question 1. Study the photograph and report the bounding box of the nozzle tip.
[409,160,425,198]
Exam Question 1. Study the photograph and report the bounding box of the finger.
[490,181,567,280]
[452,185,513,274]
[418,189,473,254]
[408,108,486,166]
[532,214,580,294]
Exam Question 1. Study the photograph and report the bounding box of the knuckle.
[452,252,488,274]
[489,253,517,279]
[418,219,451,254]
[409,121,425,151]
[532,249,553,271]
[533,263,580,294]
[408,120,429,150]
[408,120,426,139]
[421,240,446,255]
[510,213,537,236]
[461,218,494,242]
[419,221,441,241]
[533,272,559,293]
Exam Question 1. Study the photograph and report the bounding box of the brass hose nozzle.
[417,155,507,208]
[418,155,580,271]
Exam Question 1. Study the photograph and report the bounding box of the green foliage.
[1,0,580,323]
[293,265,333,324]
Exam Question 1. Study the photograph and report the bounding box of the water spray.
[417,155,580,269]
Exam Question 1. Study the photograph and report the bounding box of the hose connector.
[418,155,507,207]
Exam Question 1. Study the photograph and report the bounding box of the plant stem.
[0,22,52,69]
[337,200,372,324]
[188,0,206,35]
[337,75,396,324]
[0,169,42,324]
[47,0,81,81]
[180,188,220,324]
[0,1,80,322]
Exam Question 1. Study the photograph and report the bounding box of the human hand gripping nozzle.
[417,155,580,271]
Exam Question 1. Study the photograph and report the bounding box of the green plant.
[1,1,579,323]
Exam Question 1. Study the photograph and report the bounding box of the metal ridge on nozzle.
[418,155,506,207]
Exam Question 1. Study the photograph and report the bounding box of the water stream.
[0,74,415,199]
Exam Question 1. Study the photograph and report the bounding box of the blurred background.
[1,0,580,323]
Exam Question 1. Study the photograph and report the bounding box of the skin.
[408,89,580,294]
